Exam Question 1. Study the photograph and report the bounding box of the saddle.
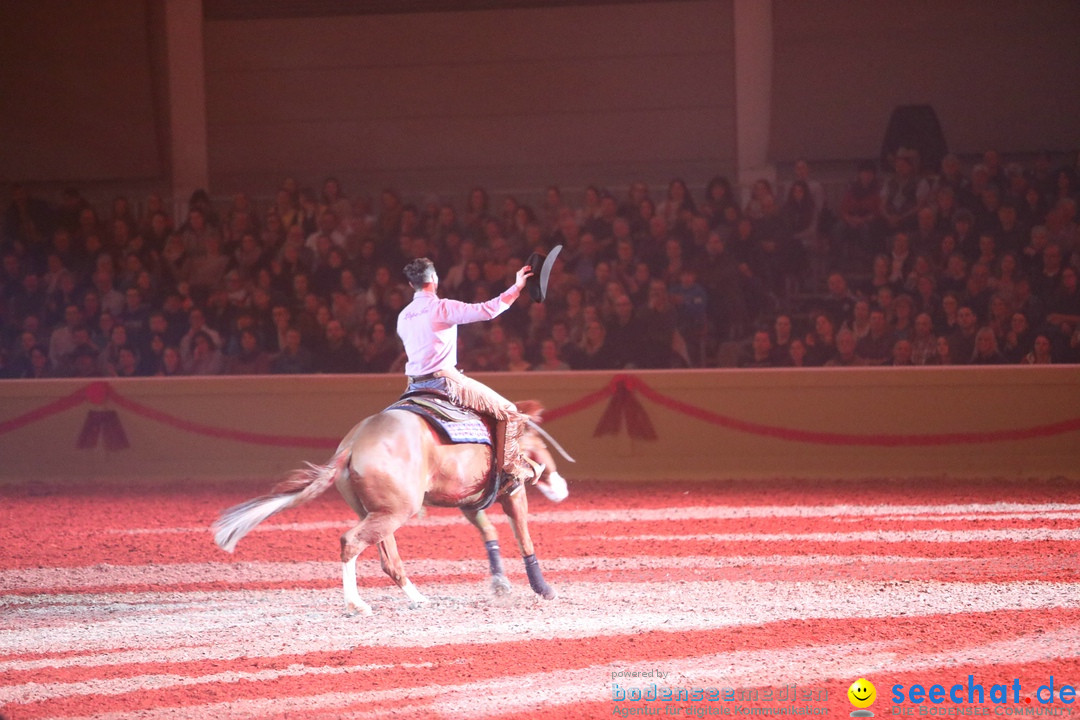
[388,392,493,446]
[387,391,508,512]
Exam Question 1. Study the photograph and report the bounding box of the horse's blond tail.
[213,449,351,553]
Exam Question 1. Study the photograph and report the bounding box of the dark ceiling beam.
[203,0,689,21]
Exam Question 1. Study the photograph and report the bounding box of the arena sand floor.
[2,477,1079,719]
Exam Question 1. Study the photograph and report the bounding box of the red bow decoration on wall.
[593,377,658,440]
[76,410,131,451]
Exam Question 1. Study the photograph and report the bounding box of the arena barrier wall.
[0,367,1077,484]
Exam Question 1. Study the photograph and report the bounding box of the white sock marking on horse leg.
[538,471,568,503]
[402,580,428,606]
[341,556,371,616]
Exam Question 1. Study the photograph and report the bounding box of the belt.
[408,372,442,383]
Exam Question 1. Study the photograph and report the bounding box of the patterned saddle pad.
[386,393,493,446]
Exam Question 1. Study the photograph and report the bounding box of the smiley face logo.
[848,678,877,715]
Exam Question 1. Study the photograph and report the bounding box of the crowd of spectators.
[2,147,1079,379]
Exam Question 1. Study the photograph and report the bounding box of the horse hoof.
[537,585,557,600]
[491,575,512,595]
[403,581,428,608]
[346,601,373,617]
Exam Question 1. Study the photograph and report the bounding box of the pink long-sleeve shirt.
[397,286,521,376]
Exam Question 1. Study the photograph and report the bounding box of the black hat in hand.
[524,245,563,303]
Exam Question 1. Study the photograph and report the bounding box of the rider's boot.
[521,456,546,485]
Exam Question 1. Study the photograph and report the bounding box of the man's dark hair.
[403,258,435,288]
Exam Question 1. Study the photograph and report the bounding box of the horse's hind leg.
[376,533,428,607]
[462,508,512,595]
[340,511,408,615]
[499,486,556,600]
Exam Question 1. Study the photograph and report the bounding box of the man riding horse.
[397,257,544,488]
[214,252,569,614]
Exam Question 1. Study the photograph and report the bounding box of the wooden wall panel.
[203,1,736,198]
[0,0,162,183]
[770,0,1080,163]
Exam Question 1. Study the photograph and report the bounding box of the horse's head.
[515,399,545,424]
[517,400,569,503]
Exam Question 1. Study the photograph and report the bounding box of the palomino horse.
[213,400,569,615]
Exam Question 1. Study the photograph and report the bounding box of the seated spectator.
[804,313,837,367]
[847,299,872,340]
[155,345,183,376]
[737,329,775,368]
[884,339,914,366]
[532,338,570,371]
[855,308,893,365]
[910,313,937,365]
[963,262,994,322]
[638,279,687,368]
[604,294,641,367]
[902,254,935,296]
[1031,243,1065,302]
[928,335,953,366]
[990,252,1022,302]
[315,319,362,374]
[1012,276,1045,330]
[118,286,151,345]
[821,272,856,329]
[887,233,915,285]
[786,338,808,367]
[183,330,225,375]
[1045,266,1080,337]
[874,284,896,323]
[910,206,941,256]
[860,254,897,299]
[48,304,84,367]
[19,344,53,379]
[825,329,866,367]
[5,330,39,378]
[358,321,399,373]
[949,305,980,364]
[567,320,619,370]
[881,148,929,234]
[139,332,167,375]
[833,160,885,265]
[1001,312,1034,363]
[769,314,793,365]
[1019,225,1050,278]
[1022,333,1054,364]
[186,235,229,301]
[270,327,315,374]
[970,326,1007,364]
[912,273,940,319]
[505,338,531,372]
[938,253,968,297]
[934,292,960,335]
[113,344,142,378]
[892,294,916,340]
[98,324,131,376]
[225,328,273,375]
[68,344,103,378]
[179,307,222,366]
[986,293,1013,343]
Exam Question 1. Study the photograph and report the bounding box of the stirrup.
[523,456,546,484]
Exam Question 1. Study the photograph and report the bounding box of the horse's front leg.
[377,533,428,608]
[462,508,512,595]
[498,486,556,600]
